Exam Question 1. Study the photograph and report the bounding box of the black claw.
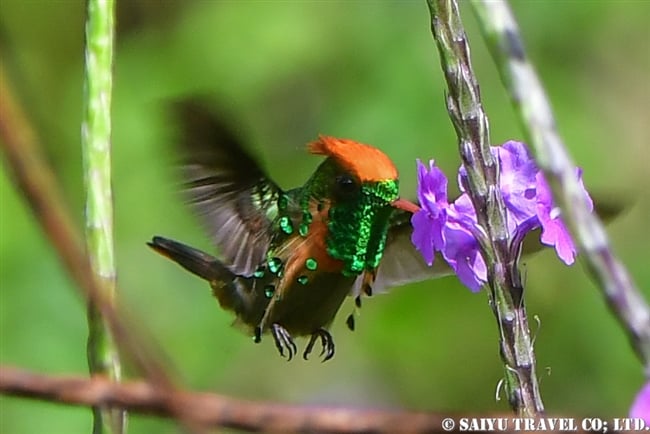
[355,296,362,308]
[303,329,335,362]
[346,314,355,331]
[271,323,296,361]
[303,335,317,360]
[318,332,328,357]
[322,333,335,362]
[254,326,262,344]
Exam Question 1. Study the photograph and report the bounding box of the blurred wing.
[520,193,627,257]
[174,100,282,276]
[353,209,453,296]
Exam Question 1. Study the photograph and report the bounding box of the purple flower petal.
[449,192,476,219]
[497,141,539,229]
[443,194,487,291]
[535,169,592,265]
[576,167,594,212]
[630,382,650,424]
[411,160,450,266]
[416,159,448,216]
[411,210,439,266]
[441,220,487,292]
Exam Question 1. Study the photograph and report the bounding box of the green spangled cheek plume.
[327,180,399,276]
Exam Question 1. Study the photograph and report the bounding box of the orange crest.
[308,135,398,182]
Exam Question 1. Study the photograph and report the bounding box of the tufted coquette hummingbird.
[148,101,450,362]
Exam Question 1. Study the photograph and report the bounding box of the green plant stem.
[426,0,544,416]
[471,0,650,375]
[82,0,124,433]
[0,66,204,433]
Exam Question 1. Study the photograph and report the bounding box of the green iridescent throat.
[327,179,398,276]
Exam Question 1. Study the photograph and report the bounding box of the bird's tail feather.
[147,236,232,282]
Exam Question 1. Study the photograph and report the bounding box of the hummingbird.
[148,100,449,362]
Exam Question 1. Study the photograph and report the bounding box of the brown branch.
[0,366,444,433]
[1,366,614,434]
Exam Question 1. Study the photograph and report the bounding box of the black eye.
[335,174,358,196]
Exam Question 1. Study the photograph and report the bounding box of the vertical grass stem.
[82,0,125,432]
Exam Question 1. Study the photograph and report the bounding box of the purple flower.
[410,160,487,290]
[535,169,593,265]
[496,141,539,229]
[411,141,593,292]
[444,195,487,291]
[411,160,449,266]
[458,141,541,233]
[630,382,650,425]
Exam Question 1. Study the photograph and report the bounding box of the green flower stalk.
[425,0,544,416]
[82,0,124,433]
[470,0,650,374]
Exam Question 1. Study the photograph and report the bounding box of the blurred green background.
[1,1,648,433]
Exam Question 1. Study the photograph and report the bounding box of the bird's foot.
[303,328,335,362]
[271,323,297,361]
